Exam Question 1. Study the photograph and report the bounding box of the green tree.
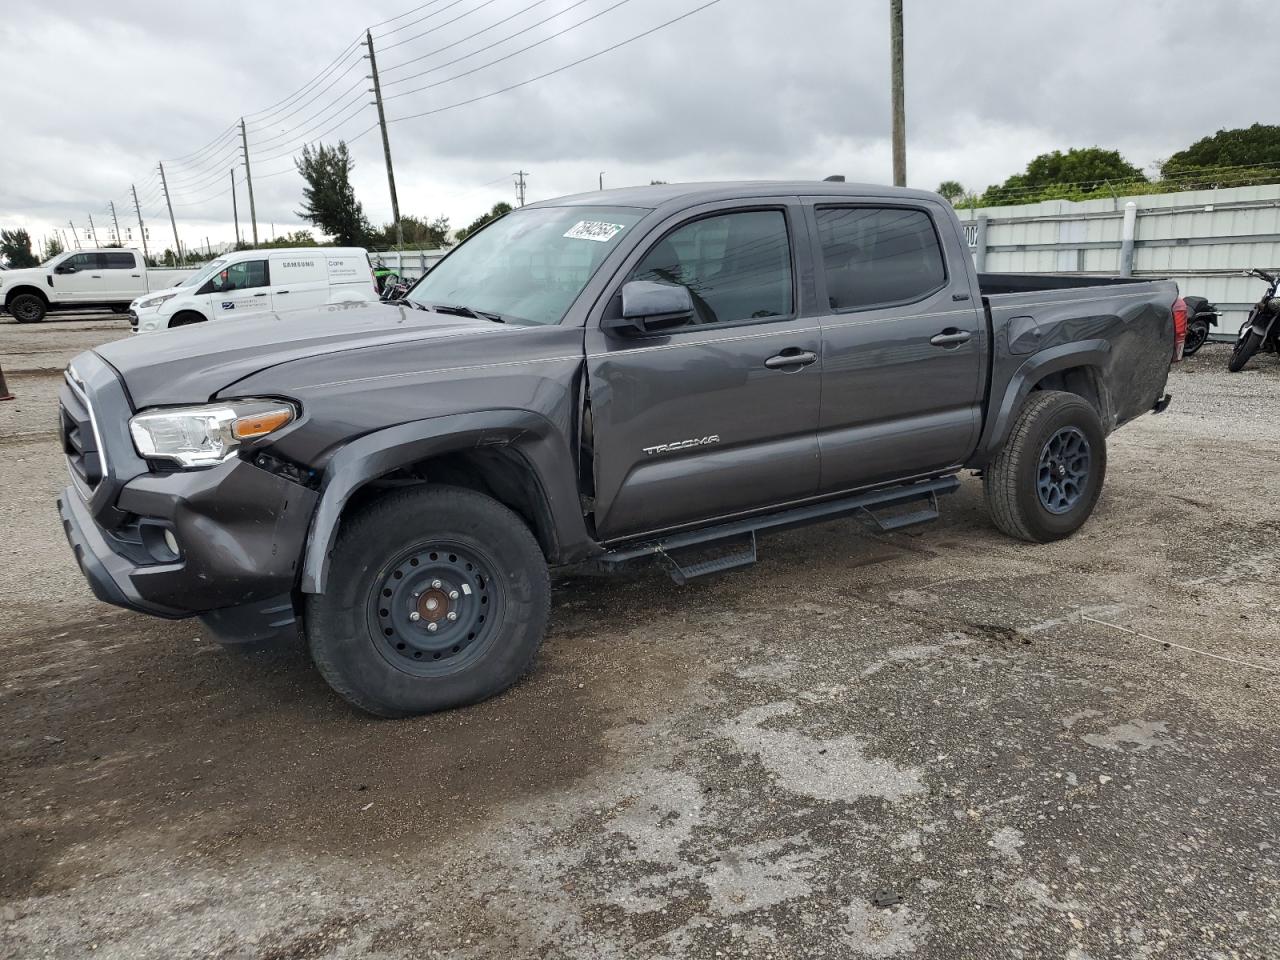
[261,229,319,249]
[1,228,38,268]
[374,214,451,249]
[936,180,965,204]
[44,234,65,260]
[295,141,372,246]
[980,148,1146,206]
[455,202,513,241]
[1161,123,1280,187]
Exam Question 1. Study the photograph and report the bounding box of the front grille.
[61,370,106,493]
[128,310,138,330]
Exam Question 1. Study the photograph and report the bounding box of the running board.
[600,475,959,582]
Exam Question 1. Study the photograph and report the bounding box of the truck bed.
[977,272,1154,296]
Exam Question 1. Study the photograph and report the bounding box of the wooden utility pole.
[890,0,906,187]
[158,162,184,264]
[87,214,100,248]
[108,201,122,246]
[240,118,259,245]
[231,168,241,247]
[366,30,403,249]
[514,170,528,207]
[130,184,150,263]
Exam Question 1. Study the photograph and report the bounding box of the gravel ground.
[1,318,1279,959]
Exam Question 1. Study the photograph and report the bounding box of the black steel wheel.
[305,485,550,717]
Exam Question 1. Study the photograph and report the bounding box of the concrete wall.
[956,184,1280,337]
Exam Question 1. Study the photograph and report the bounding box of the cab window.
[198,260,269,294]
[629,210,793,327]
[62,253,100,271]
[103,252,136,269]
[815,206,947,310]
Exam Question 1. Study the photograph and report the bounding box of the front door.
[52,252,105,303]
[204,258,273,321]
[586,203,822,541]
[807,201,985,491]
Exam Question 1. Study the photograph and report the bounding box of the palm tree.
[936,180,966,204]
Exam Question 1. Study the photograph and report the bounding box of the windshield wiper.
[428,303,506,324]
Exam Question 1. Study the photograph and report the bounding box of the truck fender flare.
[299,409,595,594]
[4,284,49,306]
[977,339,1111,462]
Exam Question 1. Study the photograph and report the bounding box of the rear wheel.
[1183,319,1210,356]
[984,390,1106,543]
[8,294,46,323]
[305,486,550,717]
[1228,330,1263,372]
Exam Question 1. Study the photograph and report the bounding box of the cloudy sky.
[2,0,1275,254]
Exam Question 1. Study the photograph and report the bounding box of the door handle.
[764,349,818,370]
[91,275,102,279]
[253,292,268,297]
[930,328,973,347]
[276,290,290,294]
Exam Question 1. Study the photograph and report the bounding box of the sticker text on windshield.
[563,221,625,243]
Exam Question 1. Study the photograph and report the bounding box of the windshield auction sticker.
[563,220,626,243]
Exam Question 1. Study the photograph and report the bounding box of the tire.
[1228,330,1263,373]
[1183,319,1209,356]
[983,390,1107,544]
[305,485,551,717]
[168,310,207,328]
[8,293,46,323]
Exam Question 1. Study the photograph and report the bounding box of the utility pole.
[87,213,100,248]
[63,226,75,251]
[158,162,184,264]
[366,30,403,249]
[514,170,528,207]
[130,183,151,263]
[889,0,906,187]
[240,118,259,245]
[230,168,241,247]
[108,201,122,246]
[599,171,604,191]
[68,220,82,249]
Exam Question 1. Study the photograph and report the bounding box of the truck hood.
[0,266,48,286]
[94,301,506,407]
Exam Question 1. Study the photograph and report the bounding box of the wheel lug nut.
[431,579,443,589]
[427,622,438,633]
[446,611,458,621]
[448,590,459,600]
[408,611,420,622]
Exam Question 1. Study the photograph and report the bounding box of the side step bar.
[600,475,960,582]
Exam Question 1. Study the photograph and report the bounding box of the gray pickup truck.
[57,182,1181,716]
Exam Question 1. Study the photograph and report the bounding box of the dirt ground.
[2,317,1278,959]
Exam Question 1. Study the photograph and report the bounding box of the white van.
[130,247,378,334]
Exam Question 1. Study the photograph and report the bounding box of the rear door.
[207,258,272,321]
[269,252,328,311]
[100,250,144,302]
[585,201,822,541]
[807,199,985,491]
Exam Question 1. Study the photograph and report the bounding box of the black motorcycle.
[1228,268,1280,373]
[1181,295,1219,356]
[379,272,411,302]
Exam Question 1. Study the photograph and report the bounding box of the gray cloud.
[2,0,1276,252]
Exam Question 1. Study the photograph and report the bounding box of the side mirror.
[56,264,77,274]
[605,280,694,335]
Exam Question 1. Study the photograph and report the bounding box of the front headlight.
[129,399,297,467]
[136,292,178,310]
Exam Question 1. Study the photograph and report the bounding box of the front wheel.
[1183,319,1210,356]
[984,390,1107,544]
[305,486,550,717]
[8,294,46,323]
[1228,330,1263,372]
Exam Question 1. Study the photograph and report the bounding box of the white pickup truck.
[0,249,193,323]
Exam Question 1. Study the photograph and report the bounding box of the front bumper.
[59,454,318,641]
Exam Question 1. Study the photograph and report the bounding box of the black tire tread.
[983,390,1100,543]
[306,485,549,718]
[8,293,47,323]
[169,310,207,328]
[1228,330,1262,373]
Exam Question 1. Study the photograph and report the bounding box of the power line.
[382,0,595,86]
[247,82,370,151]
[244,55,367,137]
[384,0,638,101]
[387,0,723,123]
[369,0,447,29]
[375,0,473,43]
[380,0,554,74]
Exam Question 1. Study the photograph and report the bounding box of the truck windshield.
[405,205,646,325]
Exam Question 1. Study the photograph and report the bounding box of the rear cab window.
[814,206,947,311]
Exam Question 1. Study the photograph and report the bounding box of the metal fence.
[370,248,449,281]
[956,184,1280,338]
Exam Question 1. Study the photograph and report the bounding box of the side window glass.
[815,207,947,310]
[68,253,99,270]
[104,252,135,269]
[209,260,269,292]
[629,210,792,326]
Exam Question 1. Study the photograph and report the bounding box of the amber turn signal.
[232,407,295,439]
